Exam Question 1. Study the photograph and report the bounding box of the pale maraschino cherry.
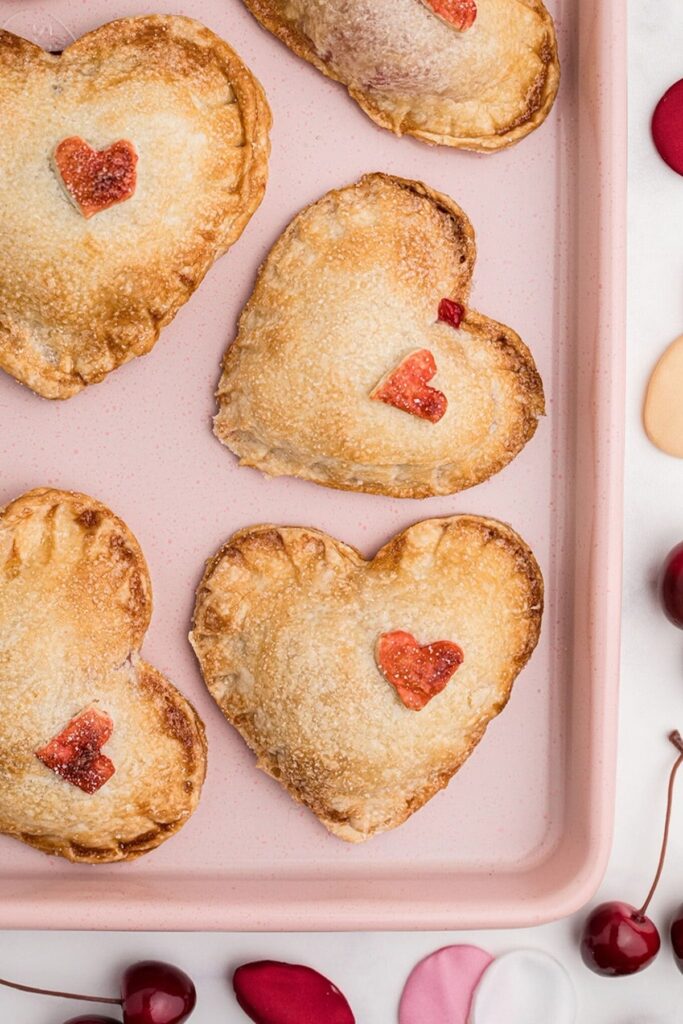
[581,730,683,976]
[660,542,683,628]
[0,959,195,1024]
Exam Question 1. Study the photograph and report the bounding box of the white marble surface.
[2,1,683,1020]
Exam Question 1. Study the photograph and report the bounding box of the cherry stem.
[0,975,121,1006]
[636,729,683,919]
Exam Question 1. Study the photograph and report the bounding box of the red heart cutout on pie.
[420,0,477,31]
[370,349,447,424]
[376,630,464,710]
[54,136,138,219]
[36,706,115,794]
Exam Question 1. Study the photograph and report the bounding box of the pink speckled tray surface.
[0,0,626,930]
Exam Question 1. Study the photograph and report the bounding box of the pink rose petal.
[399,944,493,1024]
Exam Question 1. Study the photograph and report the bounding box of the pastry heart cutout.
[215,174,545,498]
[0,489,207,863]
[0,15,271,398]
[190,515,542,843]
[239,0,559,150]
[376,630,464,710]
[419,0,477,32]
[54,136,138,219]
[370,349,448,424]
[36,706,116,794]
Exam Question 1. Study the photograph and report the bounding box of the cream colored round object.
[470,949,577,1024]
[644,335,683,458]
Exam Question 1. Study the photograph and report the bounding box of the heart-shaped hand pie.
[0,489,207,862]
[0,15,271,398]
[239,0,559,150]
[190,515,542,842]
[215,174,545,498]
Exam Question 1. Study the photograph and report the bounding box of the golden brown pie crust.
[0,488,207,863]
[191,515,543,842]
[215,173,545,498]
[241,0,559,150]
[0,16,271,398]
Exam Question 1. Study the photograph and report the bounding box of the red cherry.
[660,543,683,628]
[581,731,683,976]
[670,903,683,971]
[63,1019,121,1024]
[0,961,194,1023]
[63,1018,121,1024]
[581,901,661,976]
[121,962,195,1024]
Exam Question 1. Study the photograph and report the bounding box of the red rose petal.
[652,80,683,176]
[54,136,138,218]
[420,0,477,31]
[233,961,355,1024]
[36,706,115,794]
[376,630,464,711]
[438,298,465,329]
[370,349,447,423]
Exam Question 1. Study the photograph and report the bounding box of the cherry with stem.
[581,730,683,976]
[0,960,196,1024]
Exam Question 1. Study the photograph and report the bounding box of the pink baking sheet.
[0,0,626,930]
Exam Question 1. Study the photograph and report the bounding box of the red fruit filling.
[420,0,477,32]
[54,136,138,218]
[376,630,464,711]
[370,349,447,423]
[438,298,465,329]
[36,706,115,794]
